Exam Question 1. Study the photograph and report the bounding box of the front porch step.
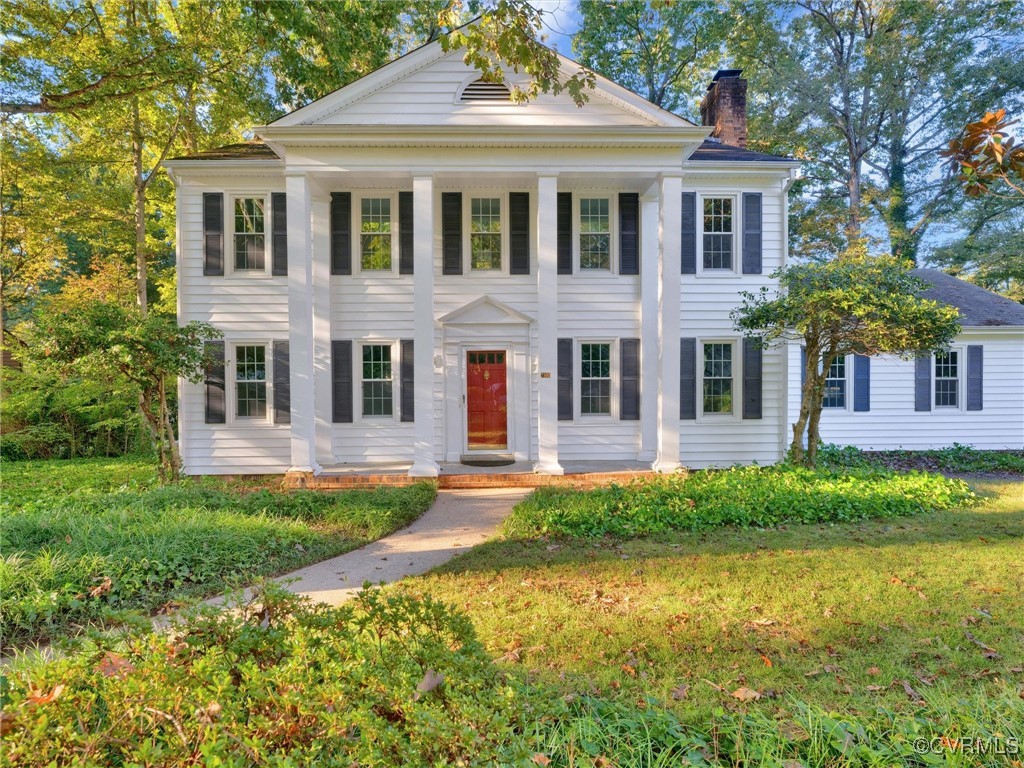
[286,469,656,490]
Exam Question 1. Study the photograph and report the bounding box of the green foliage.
[0,457,436,648]
[503,465,976,539]
[2,584,541,767]
[818,442,1024,475]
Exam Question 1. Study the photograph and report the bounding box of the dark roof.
[913,268,1024,327]
[169,142,281,161]
[688,139,794,163]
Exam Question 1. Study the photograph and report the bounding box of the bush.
[504,465,977,538]
[819,442,1024,475]
[1,585,543,767]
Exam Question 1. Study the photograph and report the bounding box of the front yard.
[0,457,436,650]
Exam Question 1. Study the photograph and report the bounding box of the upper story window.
[362,343,394,417]
[360,197,393,271]
[579,198,611,271]
[935,351,959,407]
[234,197,266,271]
[580,342,612,415]
[823,356,847,408]
[470,197,502,270]
[235,344,267,419]
[702,197,734,270]
[702,342,734,414]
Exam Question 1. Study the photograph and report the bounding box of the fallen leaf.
[866,685,884,691]
[670,683,690,701]
[97,652,135,680]
[88,576,112,598]
[413,669,444,701]
[532,755,551,766]
[901,679,924,703]
[965,631,1001,659]
[27,684,65,705]
[731,687,762,702]
[0,712,17,736]
[867,666,881,676]
[760,654,773,668]
[621,664,637,678]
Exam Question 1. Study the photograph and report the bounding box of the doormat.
[460,459,516,467]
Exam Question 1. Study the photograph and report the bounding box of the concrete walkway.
[208,488,527,609]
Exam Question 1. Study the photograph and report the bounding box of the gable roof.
[913,268,1024,327]
[689,139,795,163]
[169,142,280,162]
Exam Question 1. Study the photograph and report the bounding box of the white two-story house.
[165,38,817,478]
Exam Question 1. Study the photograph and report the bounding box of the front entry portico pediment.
[438,296,534,327]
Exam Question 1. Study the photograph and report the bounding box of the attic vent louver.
[460,79,512,103]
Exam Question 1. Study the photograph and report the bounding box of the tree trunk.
[132,98,148,315]
[888,128,913,263]
[846,151,862,242]
[159,376,181,478]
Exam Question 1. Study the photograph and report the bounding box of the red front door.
[466,351,508,450]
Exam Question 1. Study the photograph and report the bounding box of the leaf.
[964,631,1000,659]
[88,576,112,598]
[760,654,773,667]
[27,684,65,705]
[901,679,924,703]
[532,755,551,766]
[97,652,135,679]
[867,666,881,676]
[731,686,762,702]
[0,712,18,736]
[670,683,690,701]
[413,668,444,701]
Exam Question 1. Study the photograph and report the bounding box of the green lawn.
[0,457,436,650]
[396,479,1024,728]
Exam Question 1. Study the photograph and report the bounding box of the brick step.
[286,470,655,490]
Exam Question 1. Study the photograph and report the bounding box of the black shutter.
[915,354,932,412]
[273,340,290,424]
[441,192,462,275]
[742,192,762,275]
[620,338,640,420]
[742,338,763,420]
[853,354,870,412]
[966,345,983,411]
[400,339,414,422]
[204,340,226,424]
[398,191,414,275]
[332,339,353,423]
[509,192,530,275]
[619,193,639,275]
[680,337,697,419]
[557,192,572,275]
[800,346,807,387]
[271,192,288,276]
[203,193,224,276]
[330,192,351,275]
[681,192,696,275]
[557,338,573,421]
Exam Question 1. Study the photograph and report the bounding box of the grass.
[396,479,1024,730]
[0,457,436,650]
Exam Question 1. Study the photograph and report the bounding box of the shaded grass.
[397,480,1024,727]
[1,457,436,649]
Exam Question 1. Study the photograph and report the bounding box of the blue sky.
[533,0,581,57]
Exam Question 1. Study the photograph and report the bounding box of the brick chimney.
[700,69,747,148]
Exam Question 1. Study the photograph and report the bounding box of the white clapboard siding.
[785,332,1024,451]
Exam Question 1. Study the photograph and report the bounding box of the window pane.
[235,345,267,418]
[703,343,733,414]
[935,351,958,407]
[360,198,392,270]
[361,345,393,416]
[471,197,502,270]
[234,198,266,270]
[702,197,733,270]
[823,356,847,408]
[579,198,611,270]
[580,343,611,414]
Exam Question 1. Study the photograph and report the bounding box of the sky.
[533,0,582,57]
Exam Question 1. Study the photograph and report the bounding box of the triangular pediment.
[438,296,534,325]
[269,37,694,130]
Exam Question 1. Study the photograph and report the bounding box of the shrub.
[1,585,543,767]
[819,442,1024,475]
[504,465,977,538]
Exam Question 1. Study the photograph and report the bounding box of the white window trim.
[352,191,399,277]
[822,354,852,411]
[227,193,272,277]
[933,346,965,410]
[697,338,741,421]
[227,340,275,426]
[573,193,617,275]
[697,193,740,276]
[575,338,617,420]
[357,340,400,424]
[462,191,509,275]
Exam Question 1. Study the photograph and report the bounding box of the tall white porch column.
[535,173,563,475]
[310,191,333,467]
[286,172,320,474]
[654,174,682,472]
[638,183,660,463]
[408,175,440,477]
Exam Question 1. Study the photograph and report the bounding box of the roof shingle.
[688,139,795,163]
[169,142,280,161]
[913,268,1024,327]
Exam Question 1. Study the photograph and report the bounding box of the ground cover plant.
[819,442,1024,476]
[397,479,1024,763]
[0,457,435,649]
[504,464,977,539]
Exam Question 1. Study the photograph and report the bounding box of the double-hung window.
[234,198,266,271]
[702,197,734,270]
[470,197,502,270]
[702,342,734,414]
[823,356,847,408]
[360,197,393,271]
[579,198,611,270]
[580,343,611,415]
[235,345,267,419]
[362,344,393,417]
[935,351,959,407]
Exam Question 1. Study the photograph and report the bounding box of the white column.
[408,175,440,477]
[654,174,682,472]
[286,172,320,474]
[535,173,563,474]
[311,190,333,467]
[638,182,660,463]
